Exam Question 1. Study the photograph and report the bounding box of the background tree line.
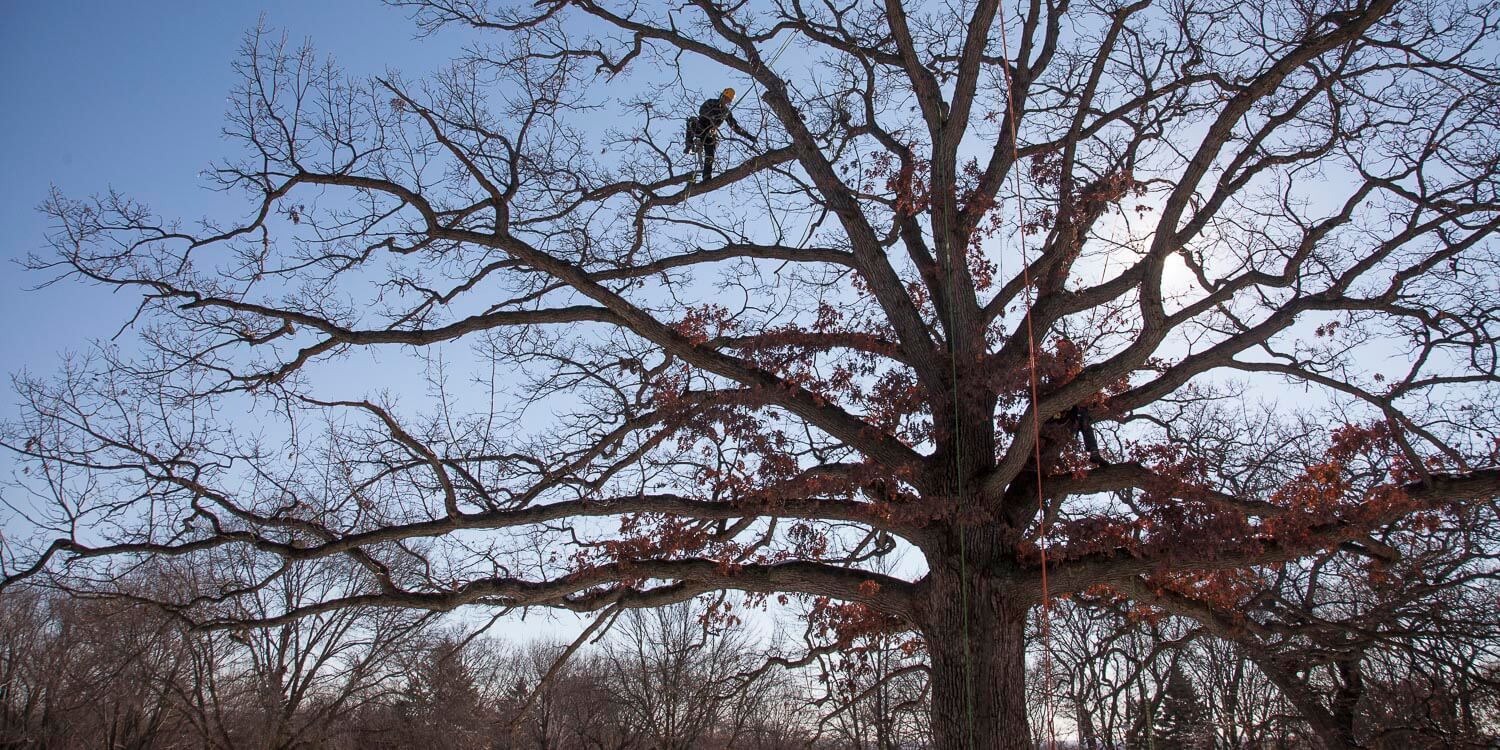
[4,503,1497,750]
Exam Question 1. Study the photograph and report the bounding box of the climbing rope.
[733,31,798,115]
[741,32,808,246]
[929,6,1057,744]
[683,31,818,247]
[994,5,1061,747]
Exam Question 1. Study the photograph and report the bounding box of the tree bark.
[922,562,1033,750]
[1256,656,1364,750]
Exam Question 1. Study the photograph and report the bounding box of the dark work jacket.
[697,98,751,139]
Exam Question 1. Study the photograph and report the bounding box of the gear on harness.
[684,87,756,183]
[1068,405,1108,466]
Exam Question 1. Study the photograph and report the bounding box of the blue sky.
[0,1,464,381]
[0,0,612,641]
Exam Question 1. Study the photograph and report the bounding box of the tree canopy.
[5,0,1500,746]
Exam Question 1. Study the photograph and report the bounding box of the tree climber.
[1069,405,1108,466]
[684,88,755,183]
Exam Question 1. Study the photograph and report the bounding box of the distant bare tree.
[504,639,599,750]
[1040,598,1186,750]
[162,556,433,750]
[810,628,929,749]
[0,588,190,749]
[1181,638,1294,750]
[735,665,816,750]
[602,602,764,750]
[550,652,647,750]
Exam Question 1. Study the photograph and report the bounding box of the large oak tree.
[6,0,1500,746]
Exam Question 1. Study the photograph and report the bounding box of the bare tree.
[547,651,646,750]
[734,664,816,750]
[1039,597,1188,750]
[504,639,607,750]
[6,0,1500,745]
[163,556,433,750]
[0,588,191,749]
[1181,638,1294,750]
[809,623,929,749]
[601,602,763,749]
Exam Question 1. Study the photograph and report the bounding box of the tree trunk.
[1256,657,1363,750]
[922,565,1033,750]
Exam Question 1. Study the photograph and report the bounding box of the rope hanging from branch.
[998,3,1061,747]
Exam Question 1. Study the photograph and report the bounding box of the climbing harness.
[684,87,755,184]
[682,33,793,183]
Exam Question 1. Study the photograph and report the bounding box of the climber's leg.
[702,131,719,182]
[1070,406,1108,466]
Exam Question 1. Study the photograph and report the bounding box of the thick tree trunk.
[922,565,1033,750]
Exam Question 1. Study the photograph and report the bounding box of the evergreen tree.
[397,638,488,750]
[1154,666,1213,750]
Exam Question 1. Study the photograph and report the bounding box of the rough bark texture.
[924,568,1032,750]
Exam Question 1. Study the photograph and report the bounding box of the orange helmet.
[721,87,736,102]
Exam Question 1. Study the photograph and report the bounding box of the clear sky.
[0,0,467,382]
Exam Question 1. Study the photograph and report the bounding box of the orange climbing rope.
[994,4,1061,748]
[955,6,1060,746]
